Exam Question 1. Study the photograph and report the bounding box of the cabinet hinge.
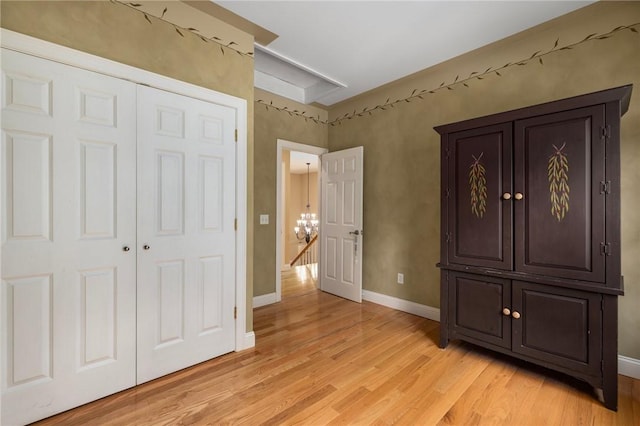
[600,242,611,256]
[600,180,611,195]
[601,298,605,312]
[234,307,237,319]
[235,129,238,142]
[234,218,238,231]
[446,232,452,243]
[445,149,451,159]
[601,125,611,139]
[445,188,451,198]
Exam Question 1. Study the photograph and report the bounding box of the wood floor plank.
[33,265,640,426]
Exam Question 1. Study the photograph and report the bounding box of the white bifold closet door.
[1,49,137,425]
[2,50,238,425]
[136,85,236,384]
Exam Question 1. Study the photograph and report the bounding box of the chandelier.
[294,162,319,243]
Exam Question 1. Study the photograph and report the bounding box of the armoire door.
[448,272,511,349]
[446,123,513,270]
[514,106,606,282]
[136,85,237,384]
[1,49,137,425]
[511,281,602,376]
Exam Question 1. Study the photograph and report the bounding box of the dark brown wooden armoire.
[435,85,632,410]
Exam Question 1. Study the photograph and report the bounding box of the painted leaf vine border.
[113,0,254,57]
[255,100,326,124]
[257,22,639,126]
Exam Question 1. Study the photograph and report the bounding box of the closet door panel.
[1,49,137,426]
[136,85,236,384]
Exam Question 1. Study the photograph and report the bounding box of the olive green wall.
[254,89,328,297]
[1,0,256,330]
[327,1,640,359]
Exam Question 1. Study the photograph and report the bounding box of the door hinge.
[235,129,238,142]
[600,242,611,256]
[445,149,451,159]
[234,307,237,319]
[600,180,611,195]
[234,218,238,231]
[601,125,611,139]
[445,188,451,198]
[446,232,452,243]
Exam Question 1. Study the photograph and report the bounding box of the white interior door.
[1,49,137,425]
[320,146,363,302]
[136,85,236,384]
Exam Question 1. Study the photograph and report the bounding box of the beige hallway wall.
[285,171,319,263]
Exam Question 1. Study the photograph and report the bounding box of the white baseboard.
[241,331,255,350]
[362,290,440,322]
[253,292,277,308]
[618,355,640,379]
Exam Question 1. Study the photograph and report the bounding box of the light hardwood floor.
[36,265,639,425]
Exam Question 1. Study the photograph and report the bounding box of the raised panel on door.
[447,123,512,270]
[512,281,602,376]
[1,49,137,426]
[449,272,511,349]
[514,106,606,282]
[136,85,236,384]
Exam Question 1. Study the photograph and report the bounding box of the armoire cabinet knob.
[122,246,130,252]
[512,311,521,319]
[502,193,512,200]
[502,308,511,316]
[143,244,150,250]
[514,192,524,200]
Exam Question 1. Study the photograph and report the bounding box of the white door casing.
[1,49,137,425]
[320,146,364,302]
[136,85,236,384]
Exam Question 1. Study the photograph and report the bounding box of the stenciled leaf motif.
[548,142,570,221]
[469,153,487,218]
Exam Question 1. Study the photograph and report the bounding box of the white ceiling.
[216,0,595,106]
[289,151,320,174]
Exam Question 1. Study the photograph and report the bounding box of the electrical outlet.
[397,273,404,284]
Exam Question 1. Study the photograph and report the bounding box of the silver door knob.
[349,230,360,236]
[143,244,150,250]
[122,246,130,252]
[502,193,512,200]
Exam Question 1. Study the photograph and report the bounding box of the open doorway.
[276,140,327,302]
